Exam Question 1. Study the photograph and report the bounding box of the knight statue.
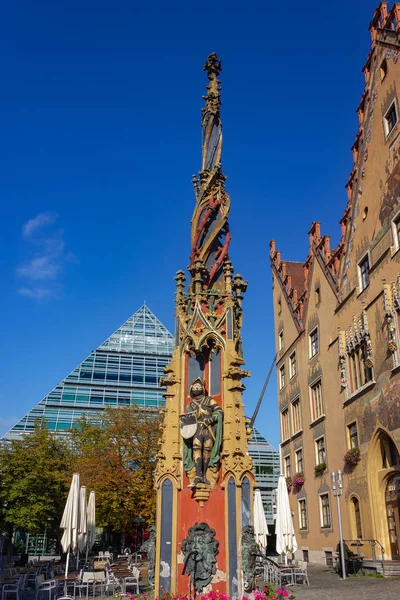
[180,377,223,488]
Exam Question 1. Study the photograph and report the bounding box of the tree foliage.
[0,423,73,533]
[70,406,161,532]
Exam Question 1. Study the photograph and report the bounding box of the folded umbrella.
[275,475,298,563]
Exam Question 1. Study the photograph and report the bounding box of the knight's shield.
[180,412,197,439]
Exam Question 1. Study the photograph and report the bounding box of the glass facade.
[2,305,174,441]
[248,426,280,524]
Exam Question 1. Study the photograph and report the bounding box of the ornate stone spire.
[201,53,222,173]
[189,53,230,290]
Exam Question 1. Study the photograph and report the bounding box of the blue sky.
[0,0,379,447]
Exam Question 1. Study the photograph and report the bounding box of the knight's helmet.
[189,377,207,397]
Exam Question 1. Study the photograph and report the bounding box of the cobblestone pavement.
[287,564,400,600]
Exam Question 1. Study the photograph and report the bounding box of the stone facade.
[270,2,400,565]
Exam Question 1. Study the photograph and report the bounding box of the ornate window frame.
[383,277,400,368]
[338,305,374,398]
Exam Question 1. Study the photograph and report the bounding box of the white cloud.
[17,255,61,281]
[17,287,56,299]
[17,213,75,300]
[22,212,57,238]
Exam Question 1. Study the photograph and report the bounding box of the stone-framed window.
[291,397,302,434]
[309,327,319,359]
[298,499,308,530]
[319,493,331,528]
[338,308,374,396]
[278,329,284,351]
[384,100,398,138]
[351,496,363,539]
[284,454,291,478]
[315,436,326,465]
[289,351,297,378]
[281,408,290,441]
[348,343,373,392]
[295,448,304,472]
[279,364,286,390]
[347,422,359,449]
[310,378,324,422]
[357,253,370,292]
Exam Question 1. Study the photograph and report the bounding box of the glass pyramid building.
[3,305,174,441]
[248,426,280,525]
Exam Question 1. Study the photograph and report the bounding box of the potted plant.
[314,462,327,477]
[291,472,305,492]
[344,447,361,467]
[286,476,292,490]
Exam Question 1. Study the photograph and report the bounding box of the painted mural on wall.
[379,134,400,226]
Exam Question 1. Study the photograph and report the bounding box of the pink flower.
[283,592,289,598]
[277,590,283,595]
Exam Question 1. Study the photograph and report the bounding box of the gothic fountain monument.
[154,53,257,598]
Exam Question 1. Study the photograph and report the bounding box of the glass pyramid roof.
[2,305,174,441]
[99,304,174,355]
[249,426,277,450]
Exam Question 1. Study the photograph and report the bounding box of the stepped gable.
[338,1,400,295]
[270,220,342,329]
[271,2,400,305]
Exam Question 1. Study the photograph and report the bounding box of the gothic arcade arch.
[367,427,400,558]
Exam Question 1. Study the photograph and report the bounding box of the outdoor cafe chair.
[73,571,89,599]
[35,580,56,600]
[2,575,24,600]
[104,573,120,596]
[124,567,139,595]
[292,561,309,585]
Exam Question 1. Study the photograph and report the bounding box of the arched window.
[380,434,400,469]
[352,497,362,539]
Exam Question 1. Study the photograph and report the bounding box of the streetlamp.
[331,470,346,580]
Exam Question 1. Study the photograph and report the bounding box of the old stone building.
[270,2,400,565]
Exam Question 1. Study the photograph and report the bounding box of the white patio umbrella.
[76,486,87,568]
[253,488,269,551]
[85,491,96,563]
[60,473,80,582]
[275,475,298,564]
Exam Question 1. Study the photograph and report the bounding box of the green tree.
[70,405,161,532]
[0,423,74,533]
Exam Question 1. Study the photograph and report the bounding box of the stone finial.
[232,273,248,306]
[188,259,208,295]
[202,53,222,117]
[175,270,187,305]
[223,259,234,294]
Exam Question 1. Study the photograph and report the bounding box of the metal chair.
[279,567,294,586]
[124,567,139,595]
[293,560,309,585]
[35,580,56,600]
[2,576,24,600]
